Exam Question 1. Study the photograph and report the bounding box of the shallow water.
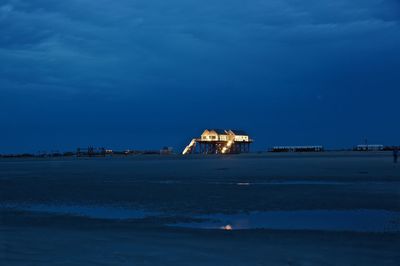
[2,203,400,233]
[1,203,159,220]
[172,210,400,232]
[1,154,400,265]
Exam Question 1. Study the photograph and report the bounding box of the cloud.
[1,0,400,152]
[0,0,399,96]
[0,4,13,14]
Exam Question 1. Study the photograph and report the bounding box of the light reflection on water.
[172,210,400,232]
[2,203,399,232]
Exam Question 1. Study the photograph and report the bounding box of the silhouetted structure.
[270,146,324,152]
[77,146,106,157]
[160,147,174,155]
[355,145,384,151]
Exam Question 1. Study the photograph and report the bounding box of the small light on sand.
[221,224,233,230]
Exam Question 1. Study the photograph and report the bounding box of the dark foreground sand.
[1,152,400,265]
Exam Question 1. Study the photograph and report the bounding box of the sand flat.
[1,152,400,265]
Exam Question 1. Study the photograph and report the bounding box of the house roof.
[203,129,249,136]
[208,129,227,135]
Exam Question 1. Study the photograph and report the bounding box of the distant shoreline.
[0,150,395,161]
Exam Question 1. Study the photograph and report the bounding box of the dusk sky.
[1,0,400,153]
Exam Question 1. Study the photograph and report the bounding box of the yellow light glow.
[221,224,233,230]
[182,139,197,155]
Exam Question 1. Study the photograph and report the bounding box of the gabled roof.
[203,129,249,136]
[208,129,227,135]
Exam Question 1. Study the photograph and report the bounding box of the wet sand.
[1,152,400,265]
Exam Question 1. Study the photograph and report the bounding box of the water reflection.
[172,210,400,232]
[2,203,399,232]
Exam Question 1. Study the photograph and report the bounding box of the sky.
[1,0,400,153]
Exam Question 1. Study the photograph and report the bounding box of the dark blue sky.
[1,0,400,153]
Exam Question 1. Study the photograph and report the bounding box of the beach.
[1,152,400,265]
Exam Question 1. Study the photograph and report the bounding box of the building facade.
[183,129,252,155]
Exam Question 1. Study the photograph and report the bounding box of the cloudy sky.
[1,0,399,153]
